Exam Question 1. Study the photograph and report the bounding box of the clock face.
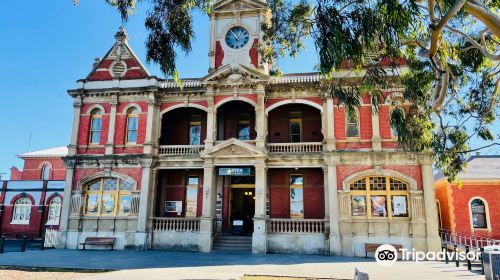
[225,26,250,49]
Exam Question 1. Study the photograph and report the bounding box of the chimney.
[93,57,101,68]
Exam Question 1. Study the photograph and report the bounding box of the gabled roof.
[213,0,267,12]
[435,155,500,181]
[17,146,68,159]
[86,27,150,81]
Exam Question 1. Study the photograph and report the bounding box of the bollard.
[445,243,449,264]
[0,235,5,254]
[354,267,369,280]
[21,235,27,252]
[480,247,484,275]
[454,244,459,267]
[40,233,45,250]
[465,246,471,270]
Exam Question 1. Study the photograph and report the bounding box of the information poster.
[392,195,408,217]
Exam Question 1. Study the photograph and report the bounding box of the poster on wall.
[165,201,183,216]
[392,195,408,217]
[371,195,387,217]
[351,195,367,216]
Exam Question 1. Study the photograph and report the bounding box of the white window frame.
[11,197,32,225]
[46,197,62,225]
[469,196,491,231]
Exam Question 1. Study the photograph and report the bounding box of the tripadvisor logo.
[375,244,398,267]
[374,244,482,266]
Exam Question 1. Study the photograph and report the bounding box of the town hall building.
[57,0,441,256]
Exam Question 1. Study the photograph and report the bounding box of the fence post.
[454,244,459,267]
[445,242,449,264]
[0,234,5,254]
[480,247,485,275]
[21,235,27,252]
[465,246,471,270]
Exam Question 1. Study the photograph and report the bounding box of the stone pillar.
[105,94,118,155]
[135,157,155,250]
[255,85,267,149]
[420,154,441,252]
[371,104,382,151]
[325,96,336,151]
[68,97,82,156]
[205,88,215,150]
[322,167,330,232]
[58,158,76,249]
[143,92,157,155]
[252,160,267,253]
[198,160,216,252]
[326,156,341,255]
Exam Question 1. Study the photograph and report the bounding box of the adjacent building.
[0,147,67,239]
[435,155,500,240]
[57,0,441,256]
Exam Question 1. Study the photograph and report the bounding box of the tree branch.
[447,26,500,60]
[428,0,467,58]
[464,1,500,39]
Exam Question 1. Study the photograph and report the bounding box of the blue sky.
[0,1,317,179]
[0,1,498,179]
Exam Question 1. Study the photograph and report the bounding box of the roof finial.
[115,26,128,44]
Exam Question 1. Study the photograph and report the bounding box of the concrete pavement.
[0,249,485,280]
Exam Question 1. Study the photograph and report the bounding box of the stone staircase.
[212,234,252,252]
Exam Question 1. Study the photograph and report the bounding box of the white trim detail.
[214,96,257,109]
[86,104,106,115]
[265,99,323,114]
[76,171,138,192]
[160,103,208,115]
[122,103,143,114]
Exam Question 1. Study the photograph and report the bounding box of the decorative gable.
[213,0,267,12]
[202,138,266,158]
[201,64,269,87]
[87,27,150,81]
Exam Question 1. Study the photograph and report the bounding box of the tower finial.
[115,26,128,44]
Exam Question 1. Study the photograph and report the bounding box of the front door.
[230,187,255,234]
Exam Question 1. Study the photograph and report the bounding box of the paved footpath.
[0,249,485,280]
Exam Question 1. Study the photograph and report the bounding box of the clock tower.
[208,0,269,74]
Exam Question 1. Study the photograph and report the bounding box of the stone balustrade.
[153,217,200,232]
[267,142,323,153]
[268,219,326,234]
[158,145,204,156]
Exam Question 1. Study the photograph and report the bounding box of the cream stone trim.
[38,161,53,170]
[264,99,323,114]
[468,196,492,232]
[85,104,106,115]
[121,103,143,114]
[214,96,257,109]
[76,171,137,192]
[342,168,418,191]
[160,103,208,115]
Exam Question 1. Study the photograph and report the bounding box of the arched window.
[84,177,133,216]
[470,198,489,229]
[346,109,360,138]
[41,164,50,180]
[11,197,32,225]
[349,176,409,218]
[89,108,103,144]
[46,196,62,225]
[126,107,139,144]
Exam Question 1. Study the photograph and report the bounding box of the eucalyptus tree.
[77,0,500,181]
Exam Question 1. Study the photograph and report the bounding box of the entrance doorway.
[230,187,255,234]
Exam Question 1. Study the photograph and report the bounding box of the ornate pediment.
[214,0,267,12]
[201,64,269,87]
[202,138,266,158]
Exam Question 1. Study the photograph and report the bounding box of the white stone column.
[135,157,155,249]
[255,85,267,149]
[105,95,118,155]
[68,97,82,156]
[326,156,341,255]
[205,88,215,150]
[58,158,76,249]
[143,93,157,155]
[252,160,267,253]
[198,160,216,252]
[325,96,336,151]
[420,154,441,252]
[371,104,382,151]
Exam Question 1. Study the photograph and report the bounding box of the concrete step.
[213,235,252,252]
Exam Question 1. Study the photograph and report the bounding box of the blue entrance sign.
[218,167,253,176]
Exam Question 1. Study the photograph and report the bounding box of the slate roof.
[17,146,68,159]
[435,155,500,181]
